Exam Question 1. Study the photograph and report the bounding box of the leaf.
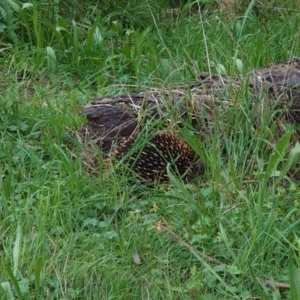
[227,265,242,275]
[19,121,28,132]
[18,278,29,295]
[21,3,33,10]
[46,46,57,77]
[35,257,43,292]
[0,282,14,299]
[179,128,207,160]
[105,231,117,240]
[0,23,6,33]
[84,17,102,55]
[133,253,142,265]
[6,0,20,12]
[288,251,300,300]
[72,20,79,62]
[82,217,98,227]
[7,125,17,132]
[275,141,300,184]
[235,58,244,73]
[216,63,227,75]
[3,264,23,299]
[238,0,256,39]
[13,223,22,276]
[266,129,293,176]
[93,26,103,45]
[111,20,122,37]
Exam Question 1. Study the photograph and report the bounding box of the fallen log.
[80,58,300,153]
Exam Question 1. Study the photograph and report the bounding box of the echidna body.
[114,132,198,182]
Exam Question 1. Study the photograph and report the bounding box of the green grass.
[1,0,300,299]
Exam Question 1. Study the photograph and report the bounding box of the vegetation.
[1,0,300,299]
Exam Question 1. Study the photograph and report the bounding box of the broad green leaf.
[275,141,300,184]
[0,282,14,299]
[84,17,103,54]
[235,58,244,73]
[288,251,300,300]
[93,26,103,45]
[216,63,227,75]
[111,20,122,37]
[3,264,23,299]
[35,257,44,292]
[21,3,33,10]
[266,129,293,176]
[13,224,22,276]
[46,46,57,76]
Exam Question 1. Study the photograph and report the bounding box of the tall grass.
[1,0,300,299]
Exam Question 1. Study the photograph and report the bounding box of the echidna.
[113,131,200,182]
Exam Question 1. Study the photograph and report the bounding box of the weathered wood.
[80,58,300,152]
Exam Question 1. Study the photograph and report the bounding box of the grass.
[1,0,300,299]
